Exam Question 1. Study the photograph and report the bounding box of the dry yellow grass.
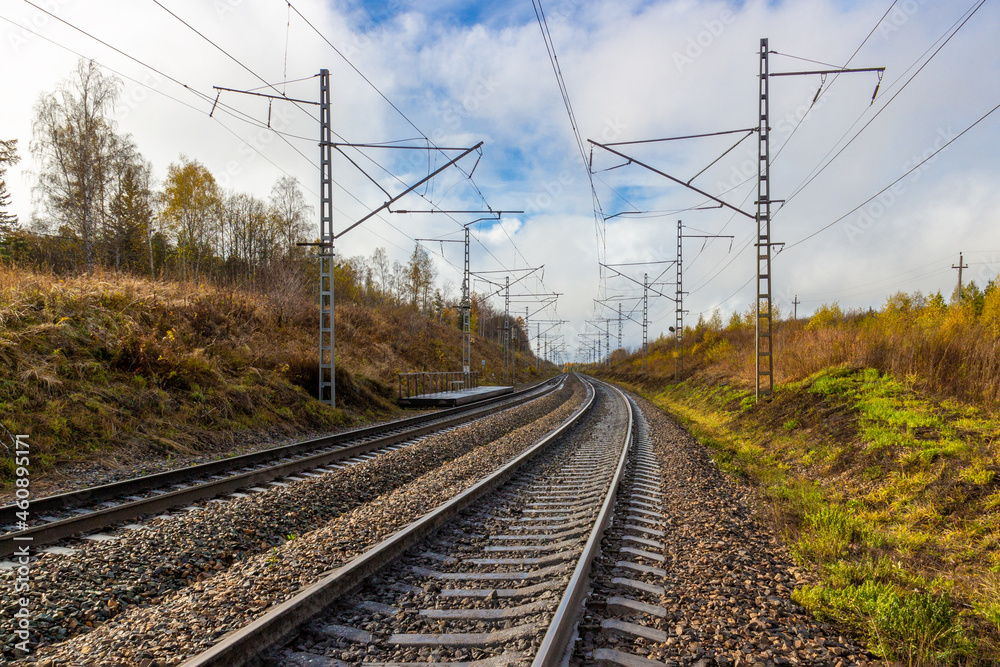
[0,265,547,480]
[609,284,1000,408]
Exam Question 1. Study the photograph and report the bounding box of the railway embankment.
[0,267,552,493]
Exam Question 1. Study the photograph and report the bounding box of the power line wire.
[0,12,205,116]
[281,0,493,204]
[19,1,319,139]
[685,2,899,289]
[150,1,496,273]
[768,1,898,166]
[282,0,547,289]
[529,0,613,302]
[780,0,986,208]
[14,3,453,261]
[786,98,1000,249]
[680,2,969,312]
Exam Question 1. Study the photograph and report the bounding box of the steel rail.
[532,381,634,665]
[0,377,563,558]
[180,376,598,667]
[0,377,559,525]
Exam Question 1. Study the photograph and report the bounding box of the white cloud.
[1,0,998,361]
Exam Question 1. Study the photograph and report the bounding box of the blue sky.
[351,0,529,28]
[2,0,999,361]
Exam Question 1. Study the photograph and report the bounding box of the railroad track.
[573,401,674,666]
[0,377,562,559]
[177,377,665,667]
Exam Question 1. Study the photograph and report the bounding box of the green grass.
[617,366,1000,665]
[793,504,872,562]
[795,579,970,665]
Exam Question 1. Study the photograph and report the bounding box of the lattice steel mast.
[463,227,471,374]
[319,69,335,405]
[755,42,774,399]
[675,219,684,383]
[642,272,648,372]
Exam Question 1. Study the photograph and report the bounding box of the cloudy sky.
[2,0,999,361]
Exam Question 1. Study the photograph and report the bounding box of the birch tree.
[269,176,312,255]
[31,60,122,269]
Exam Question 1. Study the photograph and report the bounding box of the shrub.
[795,581,970,664]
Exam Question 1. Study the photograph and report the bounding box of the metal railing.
[397,371,480,399]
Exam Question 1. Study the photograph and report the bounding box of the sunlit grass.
[794,579,971,665]
[634,368,1000,665]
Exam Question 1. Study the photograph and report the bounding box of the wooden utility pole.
[953,252,968,301]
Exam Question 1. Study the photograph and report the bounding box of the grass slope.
[0,267,544,482]
[603,367,1000,665]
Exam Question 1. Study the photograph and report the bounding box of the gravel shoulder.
[13,378,584,666]
[627,390,880,666]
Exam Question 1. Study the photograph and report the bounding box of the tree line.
[0,59,535,357]
[0,60,312,282]
[338,244,532,353]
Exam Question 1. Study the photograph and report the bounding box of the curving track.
[13,376,877,666]
[0,377,561,559]
[179,376,646,667]
[572,401,674,666]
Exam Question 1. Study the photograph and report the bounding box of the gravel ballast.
[2,379,578,664]
[269,381,626,665]
[0,415,434,504]
[19,379,586,666]
[597,391,879,666]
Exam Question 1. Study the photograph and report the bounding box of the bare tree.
[223,191,279,280]
[0,139,19,234]
[31,60,123,270]
[269,175,312,255]
[391,259,408,301]
[371,247,392,298]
